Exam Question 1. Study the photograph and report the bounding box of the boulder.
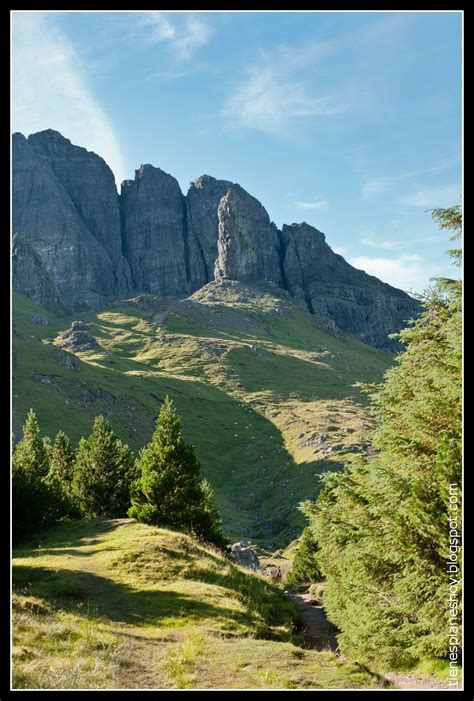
[229,541,260,570]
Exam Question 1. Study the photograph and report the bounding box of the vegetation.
[73,416,136,518]
[12,282,391,547]
[129,397,225,547]
[12,410,79,543]
[50,431,76,484]
[303,206,462,669]
[12,402,225,548]
[285,527,322,588]
[12,519,381,689]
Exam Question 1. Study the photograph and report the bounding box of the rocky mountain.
[12,129,420,351]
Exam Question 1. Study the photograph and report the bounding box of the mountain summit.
[12,130,419,351]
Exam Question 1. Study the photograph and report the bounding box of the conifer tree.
[50,431,76,484]
[129,397,225,546]
[304,205,462,668]
[285,527,322,587]
[72,416,136,518]
[12,410,78,542]
[12,409,49,478]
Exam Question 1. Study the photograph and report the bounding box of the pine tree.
[12,410,78,542]
[12,409,49,478]
[50,431,76,484]
[129,397,225,546]
[304,205,462,668]
[285,527,322,588]
[72,416,136,518]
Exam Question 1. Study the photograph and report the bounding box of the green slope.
[12,519,381,689]
[12,282,392,548]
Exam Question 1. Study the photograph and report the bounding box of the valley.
[12,280,391,548]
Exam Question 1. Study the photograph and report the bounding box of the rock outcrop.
[121,165,189,295]
[281,223,418,352]
[186,175,234,288]
[229,541,260,570]
[56,321,99,353]
[214,185,282,285]
[12,130,131,309]
[12,129,421,352]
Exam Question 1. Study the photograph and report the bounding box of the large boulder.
[229,541,260,570]
[56,321,99,353]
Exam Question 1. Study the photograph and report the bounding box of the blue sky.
[12,10,462,292]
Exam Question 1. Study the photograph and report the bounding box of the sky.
[11,10,462,293]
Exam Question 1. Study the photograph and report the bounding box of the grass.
[12,518,382,690]
[12,281,392,548]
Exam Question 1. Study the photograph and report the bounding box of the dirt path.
[285,591,452,690]
[285,591,339,652]
[383,672,452,690]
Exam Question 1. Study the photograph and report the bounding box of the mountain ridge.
[12,129,420,352]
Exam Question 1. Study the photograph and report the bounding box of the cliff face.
[214,185,282,285]
[12,129,421,351]
[12,130,131,309]
[121,165,189,296]
[281,223,417,352]
[186,174,234,289]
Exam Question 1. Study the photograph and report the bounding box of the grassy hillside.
[12,519,381,690]
[12,282,392,547]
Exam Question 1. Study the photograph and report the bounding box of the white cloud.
[294,198,328,211]
[141,12,213,59]
[349,254,441,292]
[12,12,127,187]
[400,185,461,208]
[362,160,461,201]
[360,236,400,250]
[362,177,391,199]
[221,44,346,134]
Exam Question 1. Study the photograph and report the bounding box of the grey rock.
[186,175,234,288]
[229,541,260,570]
[12,130,131,308]
[281,222,420,352]
[12,235,61,310]
[12,129,421,352]
[214,185,282,284]
[121,165,189,296]
[56,321,99,353]
[27,129,132,292]
[56,350,81,370]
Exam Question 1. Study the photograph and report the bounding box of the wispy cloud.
[221,15,414,135]
[400,185,461,208]
[294,198,329,211]
[362,177,392,199]
[360,235,400,250]
[349,253,441,292]
[221,42,346,134]
[140,12,213,59]
[12,12,126,186]
[362,159,460,200]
